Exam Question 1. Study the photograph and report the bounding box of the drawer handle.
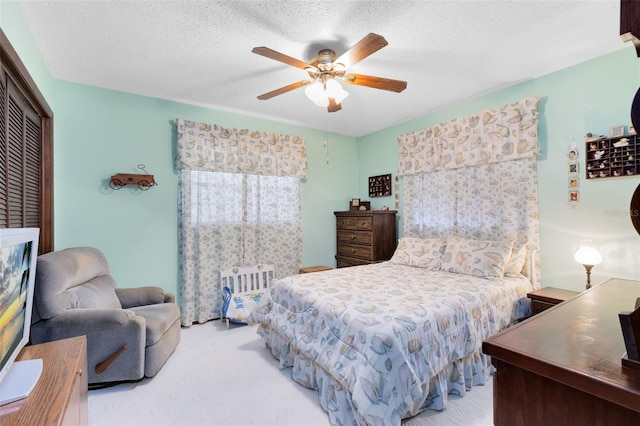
[360,221,367,226]
[351,248,356,254]
[349,234,356,240]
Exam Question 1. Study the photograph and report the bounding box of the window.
[189,171,300,225]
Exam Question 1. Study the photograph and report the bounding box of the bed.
[248,236,534,425]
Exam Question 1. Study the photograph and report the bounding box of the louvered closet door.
[0,69,42,229]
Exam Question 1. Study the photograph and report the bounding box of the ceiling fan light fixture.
[254,33,405,112]
[305,78,349,107]
[325,78,349,104]
[304,81,328,107]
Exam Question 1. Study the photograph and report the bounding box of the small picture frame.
[569,177,579,188]
[611,125,624,138]
[568,162,579,174]
[351,198,360,207]
[569,191,579,204]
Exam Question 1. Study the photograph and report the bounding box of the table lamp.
[574,240,602,289]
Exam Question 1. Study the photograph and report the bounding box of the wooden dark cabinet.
[483,278,640,425]
[585,134,640,179]
[527,287,580,315]
[334,210,396,268]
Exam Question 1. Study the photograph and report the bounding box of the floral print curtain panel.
[176,119,306,326]
[397,97,541,286]
[175,121,307,177]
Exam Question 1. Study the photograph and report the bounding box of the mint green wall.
[0,1,53,101]
[359,47,640,291]
[52,81,358,290]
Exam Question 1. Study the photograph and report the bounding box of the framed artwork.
[569,191,579,204]
[611,125,624,137]
[568,162,579,174]
[368,174,392,197]
[569,177,579,188]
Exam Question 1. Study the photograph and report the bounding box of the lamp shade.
[304,78,349,107]
[574,240,602,265]
[325,79,349,104]
[304,81,328,107]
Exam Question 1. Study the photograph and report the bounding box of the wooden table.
[483,278,640,425]
[0,336,88,426]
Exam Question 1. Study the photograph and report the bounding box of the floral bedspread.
[248,262,532,425]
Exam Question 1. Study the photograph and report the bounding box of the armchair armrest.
[116,286,166,308]
[44,308,138,331]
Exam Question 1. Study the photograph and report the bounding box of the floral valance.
[175,119,307,178]
[397,97,540,176]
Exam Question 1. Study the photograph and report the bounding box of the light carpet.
[88,320,494,426]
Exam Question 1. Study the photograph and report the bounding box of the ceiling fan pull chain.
[324,111,330,164]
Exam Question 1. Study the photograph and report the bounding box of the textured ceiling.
[18,0,627,137]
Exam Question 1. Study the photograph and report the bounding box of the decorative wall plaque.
[369,174,392,197]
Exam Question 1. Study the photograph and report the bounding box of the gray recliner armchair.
[30,247,180,385]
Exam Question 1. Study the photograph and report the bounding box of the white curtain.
[176,119,306,326]
[397,97,541,286]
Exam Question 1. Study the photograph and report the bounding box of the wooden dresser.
[0,336,88,426]
[483,278,640,425]
[334,210,397,268]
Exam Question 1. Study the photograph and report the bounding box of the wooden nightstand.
[298,265,332,274]
[527,287,580,316]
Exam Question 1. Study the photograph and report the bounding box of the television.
[0,227,41,406]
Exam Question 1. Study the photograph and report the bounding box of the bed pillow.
[389,237,446,269]
[221,287,267,324]
[440,235,513,279]
[504,243,527,277]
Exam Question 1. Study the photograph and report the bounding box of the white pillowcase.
[389,237,446,269]
[440,235,514,279]
[504,243,527,277]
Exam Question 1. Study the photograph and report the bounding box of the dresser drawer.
[337,230,373,245]
[531,300,555,315]
[337,243,372,259]
[336,256,377,268]
[335,256,372,268]
[336,216,373,230]
[334,210,397,268]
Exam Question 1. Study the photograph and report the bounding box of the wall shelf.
[585,134,640,179]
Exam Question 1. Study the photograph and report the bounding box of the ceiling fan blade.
[257,80,312,100]
[327,98,342,113]
[252,46,313,70]
[334,33,388,69]
[344,73,407,93]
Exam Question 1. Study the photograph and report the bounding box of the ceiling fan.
[252,33,407,112]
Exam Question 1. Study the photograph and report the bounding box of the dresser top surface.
[484,278,640,405]
[334,210,397,216]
